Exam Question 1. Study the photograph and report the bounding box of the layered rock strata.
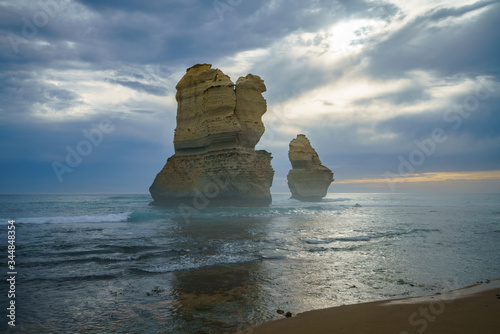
[287,134,334,201]
[150,64,274,206]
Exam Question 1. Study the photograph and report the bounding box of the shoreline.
[245,279,500,334]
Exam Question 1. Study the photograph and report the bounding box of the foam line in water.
[304,236,371,244]
[15,212,132,224]
[337,236,371,241]
[136,254,258,273]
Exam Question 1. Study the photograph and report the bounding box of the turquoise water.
[0,193,499,333]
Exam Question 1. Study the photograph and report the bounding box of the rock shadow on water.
[170,262,266,333]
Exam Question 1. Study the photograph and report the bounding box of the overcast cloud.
[1,0,499,193]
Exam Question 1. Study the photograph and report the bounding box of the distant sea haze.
[1,193,499,333]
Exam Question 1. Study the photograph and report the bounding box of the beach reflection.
[171,262,264,333]
[167,215,273,333]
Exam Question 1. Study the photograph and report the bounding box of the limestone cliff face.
[235,74,267,148]
[150,64,274,206]
[287,134,334,201]
[173,64,267,154]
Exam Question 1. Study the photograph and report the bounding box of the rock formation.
[150,64,274,207]
[287,134,334,201]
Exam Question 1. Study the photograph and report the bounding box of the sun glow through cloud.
[337,171,500,192]
[1,0,499,193]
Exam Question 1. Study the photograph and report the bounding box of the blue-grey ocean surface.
[1,193,499,333]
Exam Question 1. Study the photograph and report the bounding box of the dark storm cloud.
[373,77,500,148]
[0,71,83,118]
[104,78,168,96]
[1,0,396,69]
[0,72,47,115]
[353,85,432,106]
[0,0,396,115]
[366,0,500,79]
[426,0,499,20]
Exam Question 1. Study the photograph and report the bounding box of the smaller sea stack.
[287,134,334,201]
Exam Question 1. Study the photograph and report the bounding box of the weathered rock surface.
[150,64,274,206]
[287,134,334,201]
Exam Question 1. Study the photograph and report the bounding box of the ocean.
[1,193,499,333]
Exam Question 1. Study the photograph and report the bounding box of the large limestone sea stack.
[149,64,274,206]
[287,134,334,201]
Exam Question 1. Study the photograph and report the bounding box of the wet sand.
[247,279,500,334]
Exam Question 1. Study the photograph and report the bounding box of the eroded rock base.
[287,168,333,201]
[150,149,273,207]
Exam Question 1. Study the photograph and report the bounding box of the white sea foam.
[138,254,257,273]
[304,236,371,244]
[304,238,336,245]
[96,254,142,261]
[16,212,132,224]
[337,236,371,242]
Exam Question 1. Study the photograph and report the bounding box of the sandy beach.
[247,279,500,334]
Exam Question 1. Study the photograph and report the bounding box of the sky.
[1,0,499,194]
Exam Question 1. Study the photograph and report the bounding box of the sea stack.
[287,134,334,201]
[149,64,274,206]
